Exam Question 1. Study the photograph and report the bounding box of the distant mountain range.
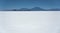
[3,7,60,11]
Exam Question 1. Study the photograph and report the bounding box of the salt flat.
[0,11,60,33]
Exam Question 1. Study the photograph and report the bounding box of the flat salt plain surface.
[0,11,60,33]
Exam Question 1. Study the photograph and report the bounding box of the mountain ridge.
[3,7,60,11]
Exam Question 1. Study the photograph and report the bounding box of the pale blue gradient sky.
[0,0,60,10]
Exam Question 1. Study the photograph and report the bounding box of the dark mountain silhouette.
[19,8,31,11]
[30,7,47,11]
[16,7,46,11]
[12,9,17,11]
[3,7,60,11]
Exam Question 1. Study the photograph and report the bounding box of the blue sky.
[0,0,60,10]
